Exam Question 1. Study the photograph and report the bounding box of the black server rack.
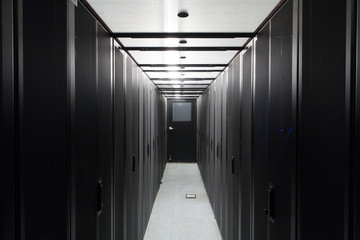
[1,0,16,239]
[297,0,351,239]
[19,1,69,239]
[267,1,294,239]
[96,22,113,240]
[113,47,125,240]
[252,22,270,240]
[74,4,98,239]
[1,1,167,240]
[240,45,253,240]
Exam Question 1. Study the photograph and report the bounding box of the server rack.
[196,0,359,239]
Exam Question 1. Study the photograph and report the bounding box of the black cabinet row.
[196,0,360,239]
[1,1,167,240]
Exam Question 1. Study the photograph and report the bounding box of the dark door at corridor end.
[167,100,196,162]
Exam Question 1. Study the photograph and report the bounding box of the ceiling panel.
[158,84,208,89]
[129,50,238,65]
[161,90,204,93]
[142,66,225,71]
[164,94,200,96]
[153,80,213,85]
[147,72,218,79]
[86,0,282,99]
[119,38,249,47]
[87,0,281,33]
[166,97,198,100]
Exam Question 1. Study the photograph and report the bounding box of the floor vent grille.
[185,194,196,199]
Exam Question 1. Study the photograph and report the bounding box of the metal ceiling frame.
[144,70,222,72]
[126,47,244,51]
[81,0,287,100]
[113,32,255,38]
[138,64,227,68]
[151,78,214,81]
[159,88,207,90]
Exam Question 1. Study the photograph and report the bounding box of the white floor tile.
[143,163,222,240]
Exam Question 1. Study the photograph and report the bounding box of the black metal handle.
[147,142,150,156]
[216,143,219,158]
[97,178,103,215]
[231,156,235,174]
[268,185,275,222]
[132,154,136,172]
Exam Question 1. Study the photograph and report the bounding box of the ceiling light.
[173,85,181,88]
[177,11,189,18]
[179,39,187,44]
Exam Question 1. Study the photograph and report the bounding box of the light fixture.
[179,39,187,44]
[177,11,189,18]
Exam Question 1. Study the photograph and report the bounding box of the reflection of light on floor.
[143,163,222,240]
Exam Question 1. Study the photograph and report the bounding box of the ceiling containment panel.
[153,80,213,85]
[161,90,204,93]
[141,66,225,71]
[158,84,208,89]
[86,0,283,99]
[147,72,219,79]
[87,0,282,33]
[129,51,239,65]
[119,38,249,47]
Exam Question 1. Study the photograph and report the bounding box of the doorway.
[167,100,196,162]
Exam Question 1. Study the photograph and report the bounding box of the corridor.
[144,163,221,240]
[1,0,359,240]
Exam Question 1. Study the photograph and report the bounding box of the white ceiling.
[119,38,249,47]
[129,50,239,64]
[88,0,281,32]
[86,0,282,98]
[148,72,219,79]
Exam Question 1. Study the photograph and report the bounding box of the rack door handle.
[268,185,275,222]
[97,178,103,215]
[231,156,235,174]
[132,154,136,172]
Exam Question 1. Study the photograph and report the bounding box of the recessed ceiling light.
[179,39,187,44]
[178,11,189,18]
[180,56,186,59]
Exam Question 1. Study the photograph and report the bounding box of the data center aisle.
[144,163,222,240]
